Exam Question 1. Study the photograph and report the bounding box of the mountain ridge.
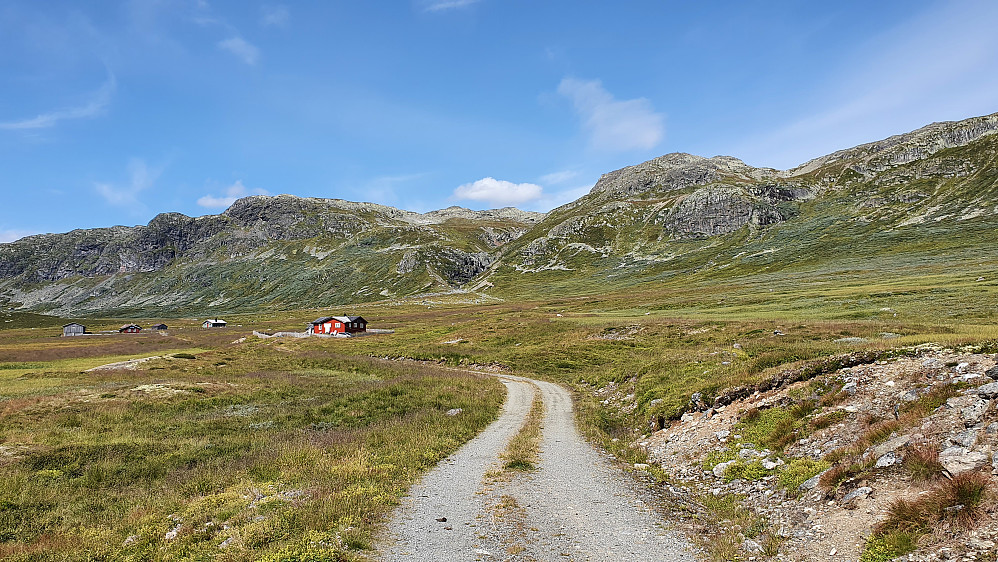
[2,111,996,316]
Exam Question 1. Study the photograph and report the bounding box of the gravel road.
[377,374,695,561]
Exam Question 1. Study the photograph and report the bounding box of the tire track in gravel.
[379,376,536,561]
[377,373,695,561]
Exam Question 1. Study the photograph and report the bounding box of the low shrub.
[779,458,830,494]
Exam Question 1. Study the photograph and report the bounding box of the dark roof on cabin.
[120,324,141,330]
[332,315,366,323]
[310,316,335,325]
[150,324,168,329]
[63,323,85,328]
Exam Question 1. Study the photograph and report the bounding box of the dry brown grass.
[875,471,991,534]
[904,443,945,482]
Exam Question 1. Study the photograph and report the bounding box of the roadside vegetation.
[2,266,997,560]
[0,328,502,561]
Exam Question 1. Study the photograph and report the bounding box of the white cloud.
[0,229,37,243]
[422,0,481,12]
[539,170,579,185]
[197,180,269,209]
[261,4,290,28]
[0,74,116,130]
[218,37,259,65]
[95,158,161,210]
[454,177,543,206]
[557,78,664,152]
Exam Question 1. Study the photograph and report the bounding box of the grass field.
[0,327,503,561]
[1,268,996,560]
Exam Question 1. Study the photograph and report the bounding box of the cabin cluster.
[61,323,169,336]
[61,315,374,338]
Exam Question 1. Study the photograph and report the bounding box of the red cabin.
[119,324,142,333]
[307,315,367,335]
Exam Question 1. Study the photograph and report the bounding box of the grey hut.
[62,323,86,337]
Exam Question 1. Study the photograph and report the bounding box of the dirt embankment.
[635,349,998,561]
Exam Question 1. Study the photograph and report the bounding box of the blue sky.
[2,0,998,241]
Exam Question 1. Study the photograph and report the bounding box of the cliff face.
[2,111,997,315]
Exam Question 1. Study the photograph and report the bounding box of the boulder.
[986,365,998,380]
[842,486,872,504]
[713,460,736,478]
[976,382,998,399]
[875,452,901,468]
[962,399,989,427]
[939,446,990,475]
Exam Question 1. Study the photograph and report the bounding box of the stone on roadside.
[976,382,998,399]
[841,486,872,504]
[962,399,989,426]
[875,451,900,468]
[446,408,463,416]
[939,446,989,475]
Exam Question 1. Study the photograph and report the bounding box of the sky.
[2,0,998,241]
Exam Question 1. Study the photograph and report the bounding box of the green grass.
[0,332,503,561]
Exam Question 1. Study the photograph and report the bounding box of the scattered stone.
[633,463,650,470]
[713,460,736,478]
[123,535,139,546]
[875,451,901,468]
[976,382,998,399]
[165,523,182,540]
[762,459,780,470]
[446,408,463,416]
[436,517,447,522]
[715,430,731,441]
[986,365,998,380]
[939,446,990,475]
[841,487,872,504]
[900,389,921,402]
[799,471,826,492]
[955,362,971,373]
[219,537,234,548]
[948,428,979,449]
[743,538,763,553]
[961,399,988,426]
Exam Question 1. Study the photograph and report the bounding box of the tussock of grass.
[904,444,944,482]
[863,471,991,560]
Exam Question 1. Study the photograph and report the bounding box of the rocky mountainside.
[1,111,996,315]
[478,112,998,297]
[0,197,542,315]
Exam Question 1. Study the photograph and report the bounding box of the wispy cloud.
[0,74,116,131]
[218,36,260,65]
[261,4,290,28]
[422,0,481,12]
[557,77,664,152]
[95,158,161,211]
[197,180,269,209]
[0,229,37,243]
[454,177,543,206]
[732,1,998,169]
[539,170,579,185]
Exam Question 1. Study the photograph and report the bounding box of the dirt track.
[378,374,695,561]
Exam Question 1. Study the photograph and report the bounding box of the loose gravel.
[378,374,695,561]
